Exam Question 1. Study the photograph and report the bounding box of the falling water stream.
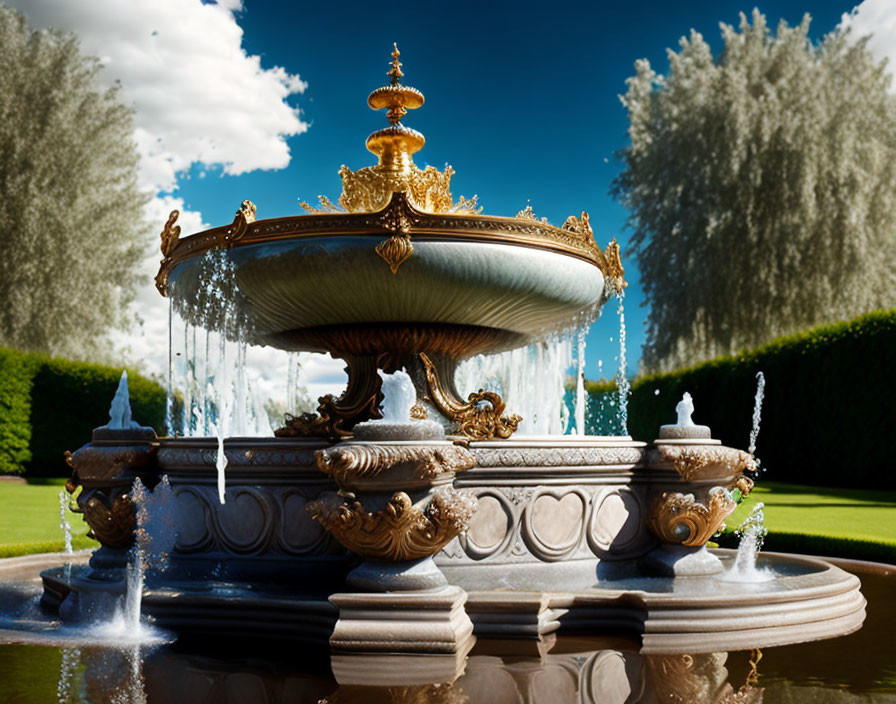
[574,328,587,435]
[58,491,73,585]
[615,293,630,435]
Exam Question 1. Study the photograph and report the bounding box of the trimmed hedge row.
[587,310,896,490]
[0,347,166,476]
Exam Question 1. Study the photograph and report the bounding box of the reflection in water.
[48,641,768,703]
[56,647,80,703]
[82,646,147,704]
[646,652,763,704]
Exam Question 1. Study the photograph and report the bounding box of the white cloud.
[841,1,896,84]
[9,0,308,193]
[9,0,347,410]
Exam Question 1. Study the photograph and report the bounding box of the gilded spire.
[388,42,403,85]
[334,45,479,216]
[366,44,425,170]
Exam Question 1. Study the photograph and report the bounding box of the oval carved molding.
[521,489,588,562]
[278,490,331,555]
[210,488,275,555]
[172,486,213,553]
[459,491,515,560]
[587,488,647,559]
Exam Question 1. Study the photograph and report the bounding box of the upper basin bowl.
[159,194,618,358]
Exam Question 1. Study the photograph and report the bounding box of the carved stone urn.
[305,371,479,654]
[644,395,756,576]
[307,419,478,589]
[64,373,160,578]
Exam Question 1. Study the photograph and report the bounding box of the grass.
[720,481,896,564]
[0,479,97,558]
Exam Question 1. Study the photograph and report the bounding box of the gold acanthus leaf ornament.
[77,493,136,549]
[598,238,626,292]
[224,200,257,245]
[159,209,181,258]
[562,211,593,238]
[338,163,461,215]
[274,355,384,439]
[516,204,549,223]
[375,234,414,274]
[657,445,758,482]
[299,195,343,214]
[307,489,478,562]
[315,444,476,489]
[419,353,522,440]
[648,487,737,547]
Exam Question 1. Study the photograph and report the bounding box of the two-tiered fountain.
[48,46,864,676]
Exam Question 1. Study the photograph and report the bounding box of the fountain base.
[329,585,475,655]
[39,550,864,655]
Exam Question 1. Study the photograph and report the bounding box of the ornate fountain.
[48,46,864,663]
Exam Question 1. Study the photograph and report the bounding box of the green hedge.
[0,347,166,476]
[588,310,896,490]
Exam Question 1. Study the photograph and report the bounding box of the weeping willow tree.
[0,6,148,358]
[614,10,896,372]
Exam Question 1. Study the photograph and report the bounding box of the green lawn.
[720,481,896,564]
[0,480,97,558]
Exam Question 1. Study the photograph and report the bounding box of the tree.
[614,10,896,372]
[0,6,148,358]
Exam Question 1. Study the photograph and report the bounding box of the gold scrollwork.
[599,238,626,291]
[562,211,593,239]
[321,682,467,704]
[224,200,257,246]
[736,475,754,497]
[274,355,384,438]
[647,488,737,547]
[299,195,343,214]
[516,204,548,222]
[155,209,181,294]
[315,444,476,488]
[74,492,135,549]
[159,209,181,257]
[658,445,758,482]
[419,353,521,440]
[307,489,477,562]
[646,652,764,704]
[375,234,414,274]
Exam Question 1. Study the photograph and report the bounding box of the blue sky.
[11,0,881,400]
[176,0,857,378]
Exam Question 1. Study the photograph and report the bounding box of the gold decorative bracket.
[274,354,384,439]
[224,200,257,246]
[419,352,522,440]
[156,209,181,294]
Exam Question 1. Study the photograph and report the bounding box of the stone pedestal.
[329,585,475,654]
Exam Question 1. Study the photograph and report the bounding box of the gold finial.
[388,42,403,85]
[365,44,426,171]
